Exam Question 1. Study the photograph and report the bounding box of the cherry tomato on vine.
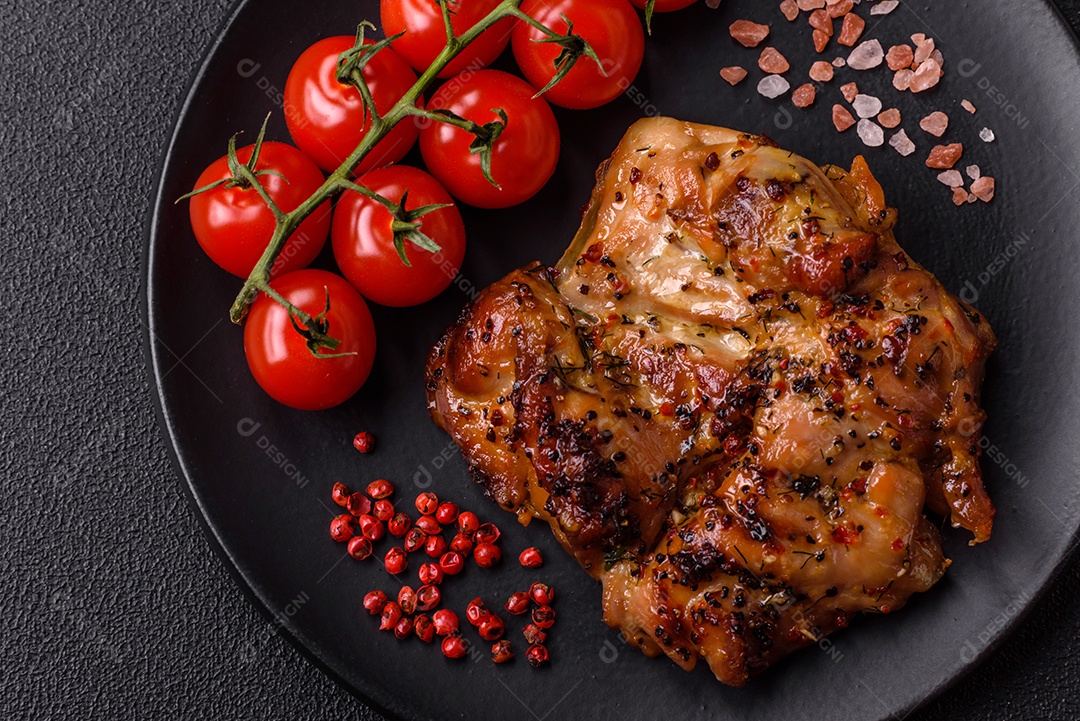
[244,270,376,410]
[630,0,698,12]
[381,0,513,78]
[187,142,329,278]
[283,36,419,175]
[332,165,466,307]
[512,0,645,110]
[419,70,559,209]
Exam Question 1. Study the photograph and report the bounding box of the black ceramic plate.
[145,1,1080,719]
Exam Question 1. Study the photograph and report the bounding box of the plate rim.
[141,1,1080,719]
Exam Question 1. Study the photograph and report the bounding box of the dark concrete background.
[3,0,1078,718]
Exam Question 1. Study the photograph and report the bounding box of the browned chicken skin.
[425,118,996,686]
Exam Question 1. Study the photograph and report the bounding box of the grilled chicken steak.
[425,118,996,685]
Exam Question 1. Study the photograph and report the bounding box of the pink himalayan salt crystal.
[730,20,771,48]
[847,39,884,70]
[852,94,883,118]
[837,12,865,47]
[825,0,851,17]
[827,0,854,18]
[909,58,943,92]
[926,143,964,169]
[971,176,996,202]
[952,187,970,206]
[966,164,982,180]
[886,44,914,71]
[871,0,899,15]
[920,111,949,137]
[833,104,857,132]
[841,82,859,102]
[813,28,830,53]
[792,83,817,108]
[889,129,916,156]
[937,170,964,187]
[961,99,977,114]
[878,108,902,128]
[913,37,936,66]
[857,119,885,147]
[758,74,791,99]
[720,66,748,85]
[833,56,847,67]
[809,9,832,35]
[781,0,800,22]
[759,47,791,74]
[892,69,913,91]
[980,127,996,142]
[797,0,826,10]
[810,61,835,82]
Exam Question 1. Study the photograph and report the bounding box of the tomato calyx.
[335,22,407,125]
[177,114,285,207]
[511,10,606,97]
[643,0,657,35]
[260,283,356,359]
[339,179,449,266]
[412,106,508,188]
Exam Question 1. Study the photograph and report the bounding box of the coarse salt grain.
[759,47,791,74]
[781,0,800,22]
[841,82,859,102]
[809,9,833,34]
[926,143,964,169]
[797,0,826,10]
[853,94,883,118]
[980,127,996,142]
[971,176,996,202]
[793,83,818,108]
[721,66,749,85]
[758,74,791,99]
[871,0,899,14]
[909,58,943,92]
[893,68,914,91]
[730,20,771,48]
[920,111,949,137]
[833,104,857,131]
[847,39,884,70]
[952,187,970,206]
[857,118,885,147]
[937,170,964,187]
[886,44,914,71]
[810,61,835,82]
[961,99,977,114]
[913,37,936,66]
[966,165,982,180]
[878,108,902,128]
[814,28,831,53]
[833,57,847,67]
[837,12,865,46]
[827,0,853,17]
[890,129,916,156]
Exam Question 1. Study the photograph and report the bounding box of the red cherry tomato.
[332,166,466,307]
[243,270,376,410]
[284,36,419,175]
[513,0,644,110]
[630,0,698,11]
[381,0,513,78]
[420,70,559,208]
[188,142,329,278]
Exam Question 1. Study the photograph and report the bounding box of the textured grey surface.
[2,0,1079,719]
